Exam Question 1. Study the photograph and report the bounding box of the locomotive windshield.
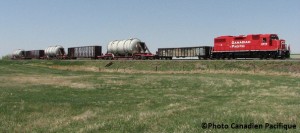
[270,35,279,40]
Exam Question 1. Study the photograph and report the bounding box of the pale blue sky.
[1,0,300,57]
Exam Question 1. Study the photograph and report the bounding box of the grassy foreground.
[0,60,300,133]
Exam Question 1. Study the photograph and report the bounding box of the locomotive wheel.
[259,54,264,60]
[221,55,225,60]
[271,53,277,59]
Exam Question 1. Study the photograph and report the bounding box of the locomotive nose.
[280,40,286,48]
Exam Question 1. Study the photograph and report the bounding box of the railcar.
[44,45,67,59]
[11,49,25,59]
[68,46,102,59]
[100,38,154,60]
[157,46,212,60]
[24,50,45,59]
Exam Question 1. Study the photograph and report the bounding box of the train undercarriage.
[212,50,290,59]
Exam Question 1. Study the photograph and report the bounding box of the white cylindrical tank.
[44,45,65,57]
[107,38,147,55]
[12,49,25,58]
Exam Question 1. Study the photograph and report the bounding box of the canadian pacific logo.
[232,41,251,44]
[230,45,245,48]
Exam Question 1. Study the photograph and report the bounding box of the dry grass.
[72,110,97,121]
[48,65,300,78]
[22,108,98,132]
[50,65,99,72]
[0,74,94,89]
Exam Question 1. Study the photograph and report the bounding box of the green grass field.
[0,60,300,132]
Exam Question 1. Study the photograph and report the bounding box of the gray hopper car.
[157,46,212,60]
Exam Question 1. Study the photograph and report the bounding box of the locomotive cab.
[269,34,290,58]
[269,34,278,46]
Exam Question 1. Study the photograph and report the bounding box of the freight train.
[11,34,291,60]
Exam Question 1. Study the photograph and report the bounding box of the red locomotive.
[212,34,290,59]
